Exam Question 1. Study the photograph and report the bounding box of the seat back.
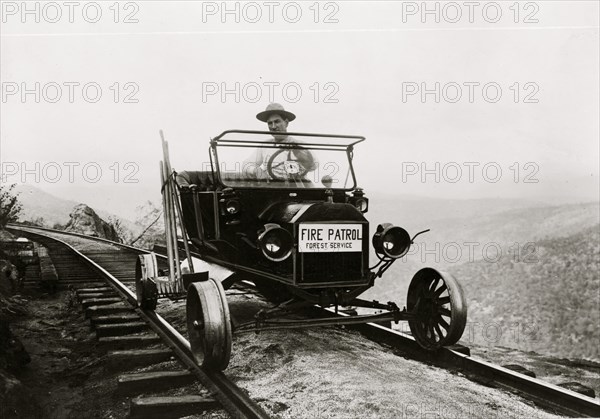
[176,171,217,241]
[176,171,218,191]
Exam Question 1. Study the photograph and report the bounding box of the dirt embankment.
[0,294,37,418]
[1,288,102,418]
[1,247,37,418]
[158,292,567,419]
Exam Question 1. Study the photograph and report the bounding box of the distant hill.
[363,201,600,361]
[367,192,599,246]
[13,184,80,227]
[12,184,163,249]
[13,184,139,233]
[366,196,599,267]
[366,193,550,232]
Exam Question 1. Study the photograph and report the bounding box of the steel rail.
[7,223,158,255]
[8,226,270,419]
[9,225,600,417]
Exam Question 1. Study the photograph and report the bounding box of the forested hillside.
[364,201,600,361]
[453,224,599,360]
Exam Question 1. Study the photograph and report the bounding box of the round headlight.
[354,198,368,212]
[372,223,411,259]
[225,199,240,215]
[258,224,293,262]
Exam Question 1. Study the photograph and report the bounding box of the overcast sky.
[1,1,598,219]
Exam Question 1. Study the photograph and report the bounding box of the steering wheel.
[266,147,311,180]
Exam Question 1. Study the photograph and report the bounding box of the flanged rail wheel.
[407,268,467,351]
[186,278,232,371]
[135,254,159,310]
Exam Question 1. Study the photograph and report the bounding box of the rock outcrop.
[64,204,120,241]
[0,230,15,242]
[0,260,18,296]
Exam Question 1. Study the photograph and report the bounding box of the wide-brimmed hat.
[256,103,296,122]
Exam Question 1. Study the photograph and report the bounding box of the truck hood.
[259,202,367,224]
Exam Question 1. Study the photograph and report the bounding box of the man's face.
[266,114,289,141]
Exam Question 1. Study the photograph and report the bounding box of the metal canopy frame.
[208,130,365,191]
[211,129,366,148]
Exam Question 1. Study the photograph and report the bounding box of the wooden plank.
[97,335,161,349]
[117,370,196,395]
[76,287,113,293]
[90,313,140,325]
[130,395,218,419]
[95,322,147,338]
[77,292,117,300]
[106,349,173,370]
[85,304,131,318]
[80,297,122,308]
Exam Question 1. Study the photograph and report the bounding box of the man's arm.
[292,147,316,171]
[242,147,268,179]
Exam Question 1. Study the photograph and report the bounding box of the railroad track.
[7,224,600,418]
[8,224,270,419]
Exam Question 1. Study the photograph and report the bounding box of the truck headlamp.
[220,188,241,216]
[258,223,293,262]
[348,188,368,213]
[372,223,411,259]
[225,199,240,215]
[353,198,368,212]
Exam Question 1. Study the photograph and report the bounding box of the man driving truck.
[177,103,316,187]
[245,103,316,179]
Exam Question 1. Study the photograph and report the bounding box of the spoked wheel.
[407,268,467,351]
[186,278,232,371]
[135,254,159,310]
